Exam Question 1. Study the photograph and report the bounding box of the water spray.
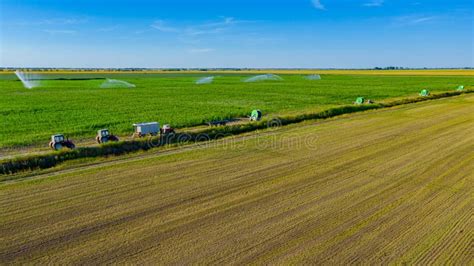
[15,70,42,89]
[196,76,215,85]
[243,74,283,83]
[306,74,321,80]
[100,79,136,88]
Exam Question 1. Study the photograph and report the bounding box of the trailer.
[133,122,160,137]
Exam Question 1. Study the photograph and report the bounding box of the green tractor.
[420,89,430,97]
[250,109,262,121]
[355,97,365,105]
[457,85,464,91]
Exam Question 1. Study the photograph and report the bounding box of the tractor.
[96,129,119,144]
[49,134,75,150]
[161,124,176,135]
[250,109,262,121]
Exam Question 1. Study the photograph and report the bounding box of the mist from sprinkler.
[100,79,136,88]
[15,70,42,89]
[306,74,321,80]
[196,76,215,85]
[243,74,283,83]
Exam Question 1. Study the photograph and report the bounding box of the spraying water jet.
[306,74,321,80]
[15,70,42,89]
[100,79,136,88]
[196,76,215,85]
[243,74,283,83]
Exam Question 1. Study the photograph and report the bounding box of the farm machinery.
[420,89,430,97]
[96,129,119,144]
[354,97,374,105]
[161,124,176,135]
[355,97,365,105]
[132,122,175,138]
[133,122,160,138]
[206,110,262,127]
[49,134,75,150]
[250,109,262,121]
[48,123,175,150]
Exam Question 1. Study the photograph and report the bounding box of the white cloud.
[40,18,88,25]
[185,27,225,36]
[150,17,253,37]
[151,20,179,32]
[364,0,384,7]
[43,29,76,34]
[411,17,436,23]
[184,17,240,36]
[198,17,236,28]
[188,48,215,53]
[393,15,437,26]
[97,25,119,32]
[11,17,88,26]
[312,0,326,10]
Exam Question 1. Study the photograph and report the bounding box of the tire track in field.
[321,139,474,263]
[3,151,335,262]
[0,109,468,262]
[361,154,473,263]
[110,121,470,264]
[0,149,383,263]
[415,203,473,264]
[81,112,470,264]
[9,133,422,264]
[241,117,474,264]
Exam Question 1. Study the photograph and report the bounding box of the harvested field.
[0,95,473,264]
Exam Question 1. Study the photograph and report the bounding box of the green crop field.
[1,94,472,264]
[0,72,472,148]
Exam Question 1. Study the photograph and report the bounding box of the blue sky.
[0,0,472,68]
